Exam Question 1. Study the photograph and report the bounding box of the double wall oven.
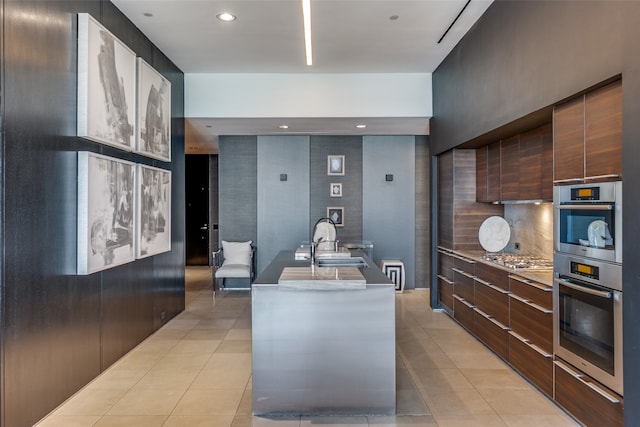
[553,181,623,395]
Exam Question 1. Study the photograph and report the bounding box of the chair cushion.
[221,240,252,266]
[215,263,251,278]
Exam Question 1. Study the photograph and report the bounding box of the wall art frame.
[330,182,343,197]
[136,164,172,258]
[77,13,136,151]
[78,152,136,275]
[136,58,171,161]
[327,155,345,176]
[327,207,344,227]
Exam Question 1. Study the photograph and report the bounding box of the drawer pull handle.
[509,330,529,344]
[452,268,475,279]
[553,178,584,184]
[453,294,475,309]
[476,308,509,330]
[527,342,552,358]
[437,274,454,285]
[509,293,552,313]
[450,253,476,263]
[584,173,621,181]
[476,278,510,294]
[509,275,552,292]
[554,361,620,404]
[510,331,552,357]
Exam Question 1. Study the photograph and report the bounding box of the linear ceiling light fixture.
[302,0,312,65]
[437,0,470,44]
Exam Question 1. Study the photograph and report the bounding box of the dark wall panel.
[432,1,626,154]
[219,136,258,244]
[310,136,363,242]
[1,1,185,426]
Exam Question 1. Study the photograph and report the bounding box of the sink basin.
[278,266,366,289]
[317,256,368,268]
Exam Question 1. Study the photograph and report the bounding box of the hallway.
[37,267,578,426]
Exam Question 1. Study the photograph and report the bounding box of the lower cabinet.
[474,308,509,360]
[554,359,623,427]
[437,274,454,314]
[453,294,474,332]
[509,331,553,396]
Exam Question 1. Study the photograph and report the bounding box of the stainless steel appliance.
[553,252,622,394]
[554,181,622,264]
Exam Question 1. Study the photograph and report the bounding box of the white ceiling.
[112,0,493,152]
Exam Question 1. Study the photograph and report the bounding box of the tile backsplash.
[503,203,553,259]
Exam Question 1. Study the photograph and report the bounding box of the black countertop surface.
[253,250,393,286]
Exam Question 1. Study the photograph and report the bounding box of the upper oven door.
[554,203,618,262]
[553,182,622,263]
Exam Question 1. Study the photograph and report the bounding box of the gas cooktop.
[480,253,554,270]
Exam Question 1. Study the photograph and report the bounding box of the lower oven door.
[553,277,623,394]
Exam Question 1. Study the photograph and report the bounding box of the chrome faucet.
[310,237,323,266]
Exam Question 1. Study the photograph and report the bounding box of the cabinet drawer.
[453,254,475,275]
[438,275,454,313]
[509,294,553,353]
[474,278,509,326]
[438,249,455,281]
[554,359,623,427]
[509,274,552,309]
[508,331,553,397]
[453,295,474,333]
[453,267,475,304]
[475,262,509,291]
[474,308,509,360]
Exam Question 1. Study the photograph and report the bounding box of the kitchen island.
[251,250,396,416]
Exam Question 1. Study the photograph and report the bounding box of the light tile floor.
[37,267,579,427]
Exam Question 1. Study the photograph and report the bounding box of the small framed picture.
[327,155,345,176]
[327,207,344,227]
[330,183,342,197]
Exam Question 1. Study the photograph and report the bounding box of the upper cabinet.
[476,124,552,203]
[553,80,622,184]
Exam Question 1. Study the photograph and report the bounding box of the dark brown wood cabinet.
[508,274,554,397]
[487,141,501,202]
[553,80,622,184]
[476,125,552,203]
[438,149,502,250]
[555,359,623,427]
[585,80,622,180]
[500,135,520,201]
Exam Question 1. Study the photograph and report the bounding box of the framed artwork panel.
[330,183,342,197]
[136,164,172,258]
[327,207,344,227]
[78,152,136,274]
[77,13,136,151]
[136,58,171,161]
[327,155,345,176]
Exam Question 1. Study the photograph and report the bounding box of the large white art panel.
[136,164,171,258]
[78,152,136,274]
[77,13,136,151]
[136,58,171,161]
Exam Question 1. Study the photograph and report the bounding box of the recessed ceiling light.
[302,0,312,65]
[279,124,289,129]
[389,15,399,21]
[216,12,236,22]
[205,125,213,128]
[143,12,153,18]
[356,124,367,129]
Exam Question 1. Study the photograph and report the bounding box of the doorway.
[185,155,211,265]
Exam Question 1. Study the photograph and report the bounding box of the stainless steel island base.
[251,251,396,416]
